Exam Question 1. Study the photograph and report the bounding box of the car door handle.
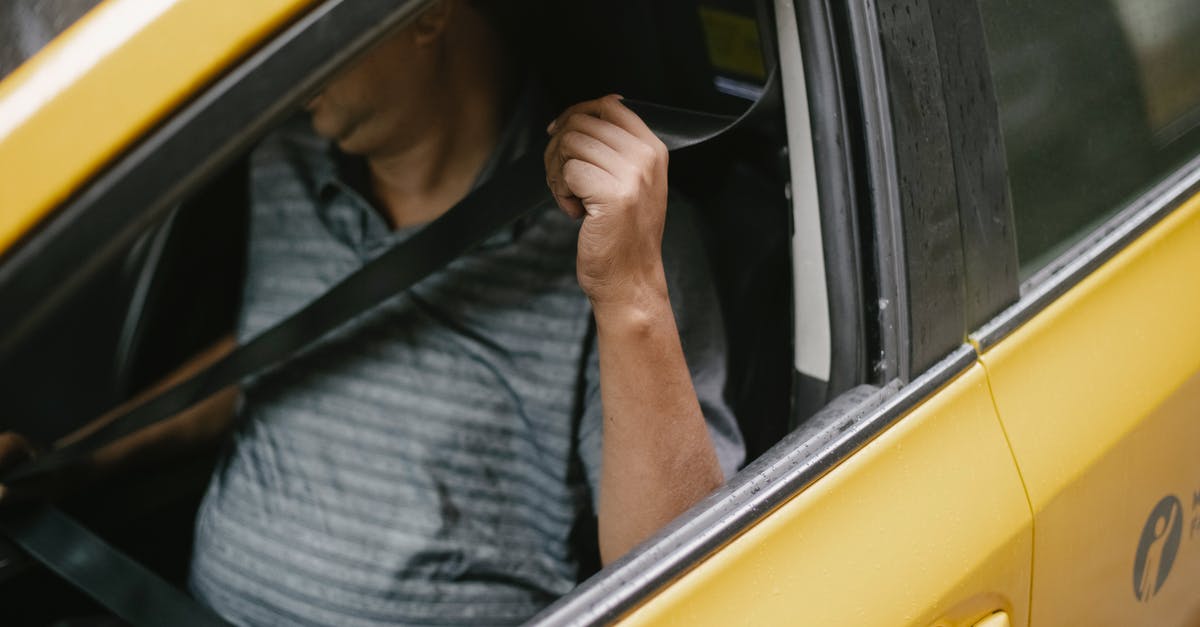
[972,611,1010,627]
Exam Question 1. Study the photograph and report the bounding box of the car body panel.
[0,0,316,254]
[618,365,1033,627]
[979,190,1200,625]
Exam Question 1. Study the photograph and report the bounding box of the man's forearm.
[84,385,238,483]
[58,335,240,485]
[542,94,726,564]
[593,292,725,565]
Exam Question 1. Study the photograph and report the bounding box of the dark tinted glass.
[0,0,103,81]
[980,0,1200,277]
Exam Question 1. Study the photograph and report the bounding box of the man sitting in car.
[0,1,743,624]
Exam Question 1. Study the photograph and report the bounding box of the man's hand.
[0,432,93,506]
[0,337,238,511]
[0,432,40,504]
[544,95,670,310]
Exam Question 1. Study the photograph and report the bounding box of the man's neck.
[364,64,507,230]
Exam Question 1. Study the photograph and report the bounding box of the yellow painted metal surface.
[979,191,1200,626]
[0,0,316,254]
[972,611,1010,627]
[620,365,1032,627]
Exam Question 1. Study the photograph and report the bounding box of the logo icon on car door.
[1133,495,1183,602]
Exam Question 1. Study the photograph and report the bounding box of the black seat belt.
[0,506,230,626]
[0,70,778,627]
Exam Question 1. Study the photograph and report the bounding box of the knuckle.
[635,141,657,165]
[597,96,620,115]
[560,130,587,151]
[562,158,587,179]
[546,171,568,191]
[652,137,669,160]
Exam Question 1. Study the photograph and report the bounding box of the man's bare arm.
[0,334,239,503]
[545,96,725,564]
[589,296,725,563]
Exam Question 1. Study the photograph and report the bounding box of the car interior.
[0,0,802,621]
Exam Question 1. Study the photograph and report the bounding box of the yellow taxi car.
[1,0,1198,625]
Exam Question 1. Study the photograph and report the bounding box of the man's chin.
[308,116,368,155]
[332,133,372,157]
[309,117,347,147]
[308,111,334,138]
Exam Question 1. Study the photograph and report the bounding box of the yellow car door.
[537,1,1035,625]
[978,180,1200,627]
[972,0,1200,624]
[617,360,1033,627]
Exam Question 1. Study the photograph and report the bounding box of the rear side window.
[980,0,1200,278]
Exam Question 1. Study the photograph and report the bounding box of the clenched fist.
[544,95,670,311]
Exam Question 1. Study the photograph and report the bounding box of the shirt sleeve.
[576,196,746,512]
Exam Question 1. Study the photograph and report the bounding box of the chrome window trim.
[972,154,1200,352]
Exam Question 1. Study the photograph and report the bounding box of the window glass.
[0,0,104,81]
[1113,0,1200,143]
[980,0,1200,277]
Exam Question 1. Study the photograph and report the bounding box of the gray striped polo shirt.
[188,116,743,627]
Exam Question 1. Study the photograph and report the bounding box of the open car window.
[0,1,814,623]
[0,0,792,467]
